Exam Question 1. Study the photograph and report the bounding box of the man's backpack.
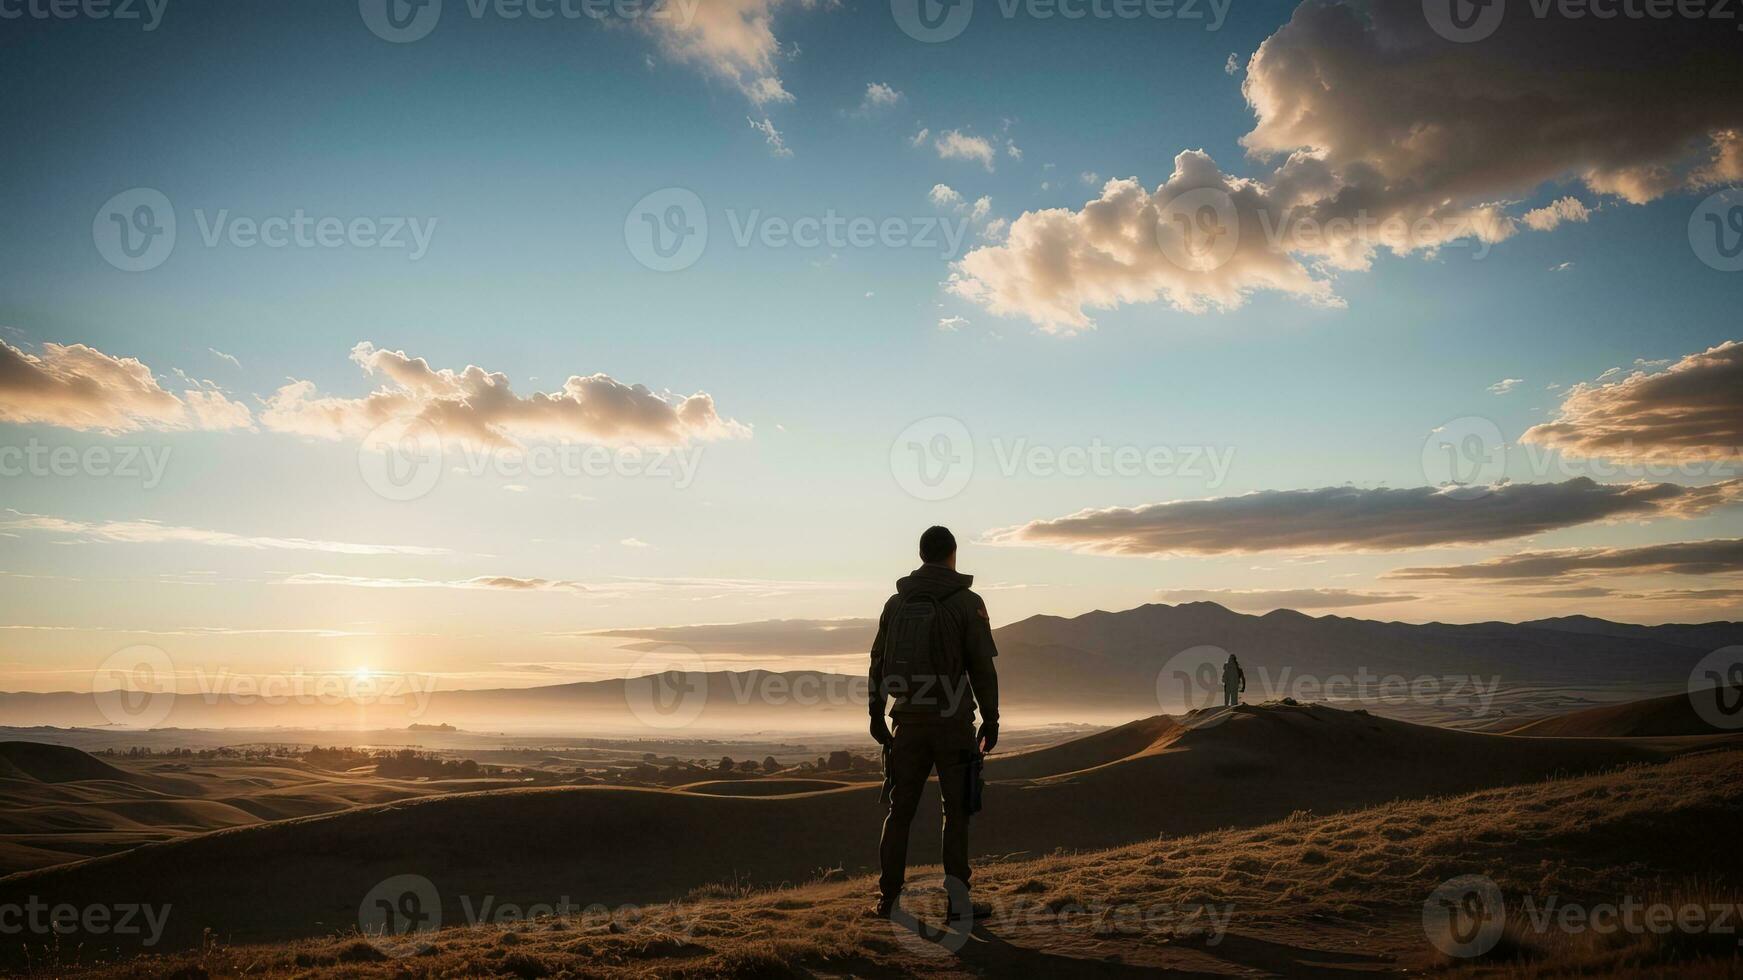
[882,588,964,711]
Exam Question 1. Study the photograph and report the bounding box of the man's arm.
[868,603,889,716]
[868,599,894,744]
[963,593,1000,730]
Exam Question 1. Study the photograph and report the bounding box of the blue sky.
[1,0,1740,692]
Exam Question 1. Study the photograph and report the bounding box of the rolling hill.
[4,698,1732,957]
[0,746,530,874]
[1508,686,1743,737]
[20,740,1743,978]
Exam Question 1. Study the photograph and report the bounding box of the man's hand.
[977,721,998,754]
[870,715,893,746]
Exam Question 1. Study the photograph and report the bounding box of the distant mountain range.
[992,601,1739,707]
[2,603,1735,730]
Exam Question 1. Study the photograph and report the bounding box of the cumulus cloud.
[0,340,253,433]
[2,511,446,555]
[1522,197,1591,232]
[1240,1,1740,205]
[1522,341,1743,463]
[1388,537,1743,580]
[1488,378,1523,395]
[934,130,998,170]
[947,153,1354,331]
[987,478,1743,557]
[948,0,1742,330]
[859,82,902,112]
[1154,587,1419,611]
[260,342,747,449]
[928,185,992,224]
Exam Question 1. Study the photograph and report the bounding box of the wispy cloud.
[3,511,447,556]
[1154,588,1420,611]
[1387,537,1743,580]
[282,573,586,591]
[747,116,792,157]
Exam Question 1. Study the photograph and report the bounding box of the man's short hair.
[919,526,956,563]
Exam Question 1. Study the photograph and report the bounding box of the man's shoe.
[870,896,898,919]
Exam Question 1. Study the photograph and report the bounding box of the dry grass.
[27,746,1743,978]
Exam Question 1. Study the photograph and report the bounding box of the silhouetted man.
[868,526,999,921]
[1223,653,1246,707]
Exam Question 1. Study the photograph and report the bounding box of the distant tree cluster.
[372,749,491,779]
[95,745,299,761]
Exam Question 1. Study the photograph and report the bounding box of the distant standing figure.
[868,526,1000,922]
[1223,654,1246,707]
